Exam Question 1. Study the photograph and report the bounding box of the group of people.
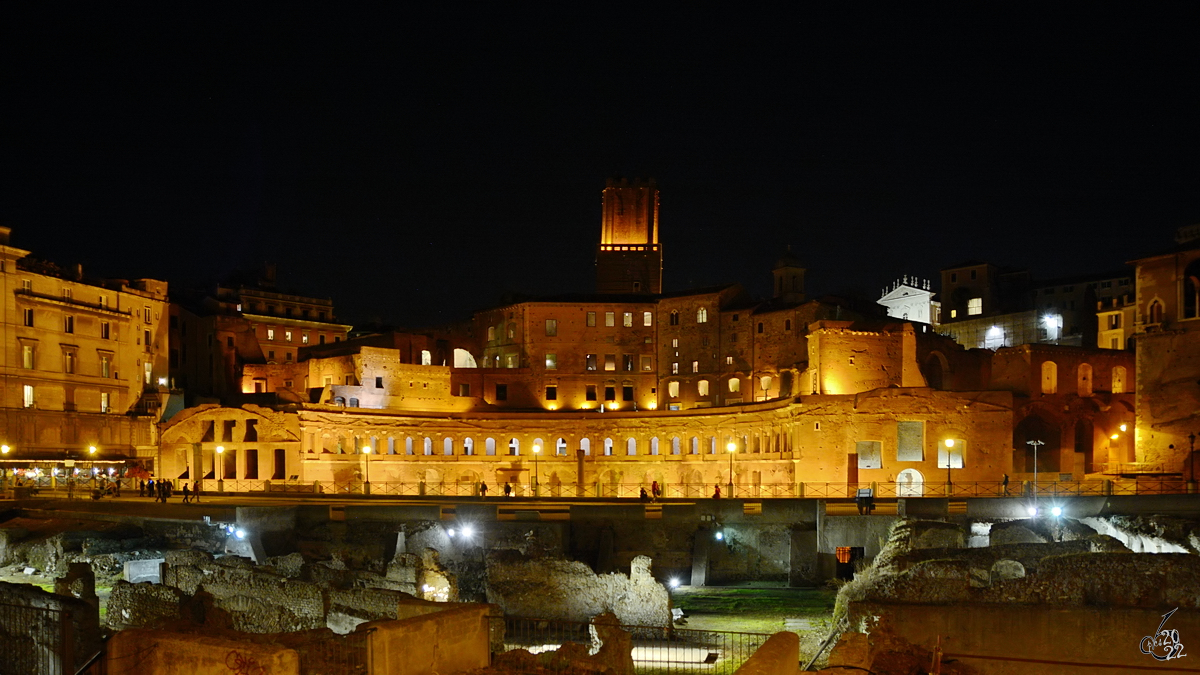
[639,481,665,502]
[138,478,203,504]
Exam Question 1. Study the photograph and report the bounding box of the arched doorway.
[922,352,947,390]
[1014,414,1061,473]
[897,469,924,497]
[1075,419,1095,474]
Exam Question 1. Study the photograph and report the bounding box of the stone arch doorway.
[922,351,948,390]
[1075,419,1095,474]
[897,468,924,497]
[1014,414,1061,473]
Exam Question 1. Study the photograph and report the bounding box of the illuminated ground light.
[461,524,475,538]
[668,578,680,589]
[1051,506,1063,517]
[714,531,724,540]
[1027,506,1038,516]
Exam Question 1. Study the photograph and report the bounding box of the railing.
[0,601,77,675]
[491,616,769,675]
[9,479,1196,501]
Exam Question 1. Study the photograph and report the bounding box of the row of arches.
[1041,362,1126,395]
[308,430,795,458]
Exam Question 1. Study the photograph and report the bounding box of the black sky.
[4,5,1199,328]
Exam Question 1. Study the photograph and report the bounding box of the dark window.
[546,386,557,401]
[669,311,679,326]
[496,384,508,401]
[375,376,384,388]
[604,386,616,401]
[622,385,634,401]
[623,355,634,371]
[586,385,597,401]
[757,322,764,334]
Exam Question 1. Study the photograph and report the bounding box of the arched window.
[1077,363,1093,397]
[1112,366,1126,394]
[690,437,700,454]
[421,350,432,365]
[485,438,496,455]
[423,437,433,455]
[509,438,520,455]
[604,438,614,456]
[697,307,708,323]
[443,437,454,455]
[669,310,680,326]
[671,437,681,455]
[728,378,741,393]
[626,438,637,455]
[1041,361,1058,394]
[580,438,591,456]
[650,438,660,455]
[348,398,359,408]
[1148,300,1164,324]
[668,381,680,398]
[698,379,709,396]
[406,437,415,455]
[463,438,475,455]
[1185,259,1200,319]
[556,438,567,455]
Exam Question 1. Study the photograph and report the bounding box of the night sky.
[4,5,1199,329]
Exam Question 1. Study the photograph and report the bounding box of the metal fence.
[0,601,77,675]
[491,616,770,675]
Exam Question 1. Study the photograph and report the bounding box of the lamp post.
[1,444,8,491]
[727,441,737,496]
[1026,439,1044,510]
[532,442,541,497]
[216,445,225,492]
[362,445,371,495]
[944,439,955,497]
[88,446,97,488]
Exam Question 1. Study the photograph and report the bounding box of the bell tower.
[772,246,806,303]
[595,178,662,294]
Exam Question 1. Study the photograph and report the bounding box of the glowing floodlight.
[235,529,246,540]
[669,578,680,589]
[715,531,724,541]
[1027,506,1038,516]
[1051,506,1062,517]
[462,524,475,538]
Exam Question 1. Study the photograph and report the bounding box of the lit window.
[63,351,76,374]
[22,345,34,368]
[487,326,496,341]
[668,381,680,398]
[507,324,515,339]
[421,350,432,365]
[623,312,633,327]
[21,279,31,291]
[100,392,109,413]
[672,338,678,347]
[267,329,275,340]
[692,361,699,373]
[950,309,958,319]
[285,331,292,342]
[697,307,708,323]
[641,355,652,371]
[672,362,679,374]
[604,354,616,371]
[546,353,557,369]
[24,384,34,408]
[587,312,596,327]
[505,353,517,368]
[967,298,982,315]
[606,312,615,327]
[100,355,110,378]
[698,380,709,396]
[586,354,597,371]
[623,354,634,371]
[302,333,309,344]
[726,356,733,365]
[644,311,653,326]
[728,378,740,393]
[545,319,557,336]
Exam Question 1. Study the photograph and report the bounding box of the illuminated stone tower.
[596,178,662,294]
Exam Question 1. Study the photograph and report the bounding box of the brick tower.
[595,177,662,294]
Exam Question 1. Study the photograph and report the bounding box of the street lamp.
[362,445,371,494]
[532,442,541,496]
[216,446,225,492]
[944,439,955,496]
[1026,439,1044,509]
[1,445,8,491]
[727,441,737,496]
[88,446,97,487]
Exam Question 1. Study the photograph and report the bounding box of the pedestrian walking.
[182,484,191,504]
[504,482,512,497]
[138,480,145,497]
[713,483,722,499]
[1001,473,1009,496]
[479,482,488,498]
[147,478,155,498]
[651,480,661,502]
[193,481,202,503]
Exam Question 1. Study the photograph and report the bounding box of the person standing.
[479,482,488,498]
[1001,473,1009,496]
[193,481,202,504]
[181,483,191,504]
[504,482,512,497]
[147,478,155,499]
[713,483,722,499]
[651,480,661,502]
[138,480,145,497]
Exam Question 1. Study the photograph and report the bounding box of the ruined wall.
[0,580,100,673]
[486,554,670,627]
